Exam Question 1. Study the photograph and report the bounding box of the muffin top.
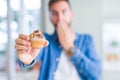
[29,30,45,41]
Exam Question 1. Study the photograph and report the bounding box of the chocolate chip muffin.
[29,30,46,48]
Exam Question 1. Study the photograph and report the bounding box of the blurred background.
[0,0,120,80]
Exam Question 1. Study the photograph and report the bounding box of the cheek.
[50,16,58,24]
[65,14,72,22]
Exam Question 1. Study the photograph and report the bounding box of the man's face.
[49,1,73,28]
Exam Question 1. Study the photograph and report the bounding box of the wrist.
[66,44,75,51]
[66,46,77,57]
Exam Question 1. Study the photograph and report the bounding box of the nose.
[58,13,64,22]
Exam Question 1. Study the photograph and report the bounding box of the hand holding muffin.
[14,30,49,65]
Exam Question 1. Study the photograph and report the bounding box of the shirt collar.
[51,30,58,41]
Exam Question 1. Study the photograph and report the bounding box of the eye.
[63,10,67,15]
[51,12,58,16]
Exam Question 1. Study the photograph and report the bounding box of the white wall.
[44,0,54,34]
[102,0,120,80]
[70,0,102,56]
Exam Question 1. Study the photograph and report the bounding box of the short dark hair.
[48,0,71,10]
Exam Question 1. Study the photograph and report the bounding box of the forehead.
[50,1,70,11]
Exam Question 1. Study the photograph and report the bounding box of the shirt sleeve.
[70,35,102,80]
[17,58,37,68]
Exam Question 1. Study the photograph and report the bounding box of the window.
[0,0,42,79]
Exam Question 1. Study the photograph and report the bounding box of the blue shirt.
[18,31,101,80]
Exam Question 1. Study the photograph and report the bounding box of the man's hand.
[14,34,48,65]
[56,21,76,51]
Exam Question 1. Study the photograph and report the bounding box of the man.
[14,0,101,80]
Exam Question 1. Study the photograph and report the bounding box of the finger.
[56,23,62,35]
[15,38,31,46]
[17,47,31,53]
[69,27,75,37]
[62,21,70,33]
[19,34,29,41]
[56,26,63,38]
[57,21,65,33]
[14,44,29,51]
[69,27,74,34]
[58,22,70,38]
[56,21,68,40]
[17,50,28,54]
[58,21,69,32]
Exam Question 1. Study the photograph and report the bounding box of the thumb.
[44,40,49,47]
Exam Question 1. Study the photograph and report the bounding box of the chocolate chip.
[36,34,41,37]
[40,35,43,38]
[34,30,39,33]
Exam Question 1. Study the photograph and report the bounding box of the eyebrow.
[51,8,67,12]
[51,10,57,13]
[62,9,67,12]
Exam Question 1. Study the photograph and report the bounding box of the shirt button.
[56,57,60,62]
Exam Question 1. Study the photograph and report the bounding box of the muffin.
[29,30,46,48]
